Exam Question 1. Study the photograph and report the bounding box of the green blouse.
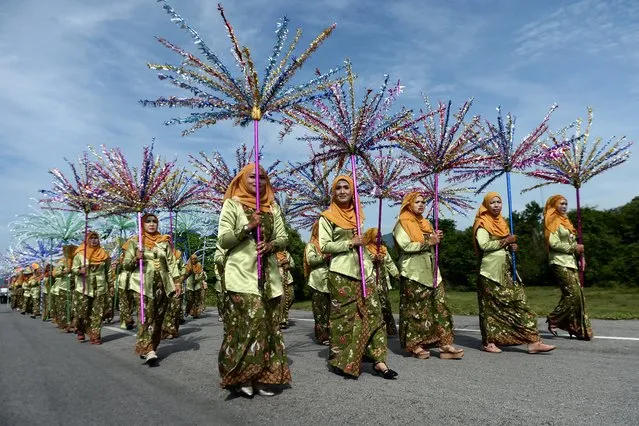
[123,239,180,299]
[213,242,227,293]
[305,243,329,293]
[392,222,442,287]
[364,249,399,289]
[52,261,74,294]
[217,199,288,299]
[548,225,578,269]
[185,266,207,291]
[318,216,361,280]
[72,254,112,297]
[475,227,512,285]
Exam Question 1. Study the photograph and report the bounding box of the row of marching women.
[5,164,593,399]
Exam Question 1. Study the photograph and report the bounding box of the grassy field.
[292,286,639,320]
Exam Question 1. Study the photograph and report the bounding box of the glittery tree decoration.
[157,167,211,242]
[39,153,103,294]
[143,1,345,277]
[91,143,175,323]
[394,98,482,286]
[283,145,334,230]
[523,107,632,286]
[10,207,84,246]
[281,64,426,296]
[454,104,566,278]
[391,176,475,217]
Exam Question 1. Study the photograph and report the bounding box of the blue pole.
[505,171,517,280]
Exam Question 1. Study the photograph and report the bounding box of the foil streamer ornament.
[143,1,345,278]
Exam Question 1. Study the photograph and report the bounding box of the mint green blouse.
[305,243,329,293]
[548,225,578,269]
[217,199,288,299]
[392,222,442,287]
[476,227,513,285]
[72,254,112,297]
[318,216,361,280]
[123,239,180,299]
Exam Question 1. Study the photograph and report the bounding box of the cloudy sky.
[1,0,637,257]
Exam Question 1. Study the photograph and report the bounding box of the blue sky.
[1,0,637,256]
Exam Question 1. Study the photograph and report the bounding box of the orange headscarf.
[544,194,576,245]
[223,163,275,213]
[320,175,364,229]
[398,192,433,243]
[472,192,511,251]
[185,255,203,274]
[140,213,171,249]
[303,221,323,279]
[362,227,388,257]
[74,231,110,263]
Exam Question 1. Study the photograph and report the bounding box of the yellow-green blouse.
[72,254,112,297]
[475,227,512,285]
[318,216,361,280]
[217,198,288,299]
[364,249,399,289]
[52,261,74,294]
[548,225,578,269]
[213,242,227,293]
[305,243,329,293]
[392,222,442,287]
[185,265,207,291]
[123,239,180,299]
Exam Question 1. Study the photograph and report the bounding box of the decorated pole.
[136,211,146,323]
[253,115,263,277]
[350,155,367,297]
[505,170,517,278]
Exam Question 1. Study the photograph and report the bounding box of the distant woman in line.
[304,221,331,345]
[544,195,593,340]
[473,192,556,354]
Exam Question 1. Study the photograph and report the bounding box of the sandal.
[527,341,556,354]
[439,345,464,360]
[411,347,430,359]
[372,362,398,380]
[546,319,558,337]
[481,343,502,353]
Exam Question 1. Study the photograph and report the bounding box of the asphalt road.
[1,303,638,426]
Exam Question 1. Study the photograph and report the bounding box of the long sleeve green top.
[305,243,329,293]
[122,239,180,298]
[72,254,112,297]
[318,216,361,280]
[392,222,442,287]
[548,225,578,269]
[476,227,513,285]
[185,267,207,291]
[213,242,226,292]
[217,199,288,299]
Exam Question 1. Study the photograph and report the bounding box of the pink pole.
[375,197,383,286]
[83,211,88,295]
[137,212,146,324]
[350,155,367,298]
[575,186,585,287]
[253,119,263,279]
[433,173,439,288]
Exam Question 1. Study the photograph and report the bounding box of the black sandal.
[373,362,398,380]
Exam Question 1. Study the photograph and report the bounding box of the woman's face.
[245,169,268,196]
[557,198,568,214]
[334,179,352,207]
[410,195,426,215]
[89,235,100,247]
[488,196,502,216]
[190,254,198,263]
[143,215,159,233]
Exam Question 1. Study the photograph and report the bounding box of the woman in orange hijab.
[544,195,593,340]
[217,163,290,397]
[123,213,181,365]
[72,231,111,344]
[304,220,331,344]
[392,192,464,359]
[362,227,399,337]
[319,175,397,380]
[473,192,555,354]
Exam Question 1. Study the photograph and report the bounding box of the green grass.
[292,286,639,320]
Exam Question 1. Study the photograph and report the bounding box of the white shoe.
[254,384,275,397]
[145,351,158,366]
[238,382,253,397]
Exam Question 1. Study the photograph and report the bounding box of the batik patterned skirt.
[547,265,593,340]
[311,289,330,343]
[133,273,168,356]
[399,277,454,352]
[218,292,291,388]
[327,272,387,377]
[477,270,540,346]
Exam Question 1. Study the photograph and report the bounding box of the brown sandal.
[411,347,430,359]
[481,343,502,353]
[439,345,464,359]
